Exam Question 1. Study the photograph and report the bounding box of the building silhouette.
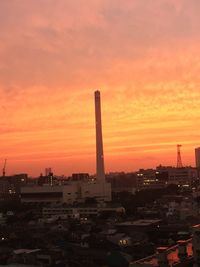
[195,147,200,168]
[95,90,105,181]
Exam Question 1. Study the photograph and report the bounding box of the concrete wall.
[81,181,111,201]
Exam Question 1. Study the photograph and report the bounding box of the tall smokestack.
[95,90,105,181]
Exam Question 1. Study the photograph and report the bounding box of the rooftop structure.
[130,239,193,266]
[129,224,200,266]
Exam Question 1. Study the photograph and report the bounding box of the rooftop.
[130,239,193,266]
[116,219,162,227]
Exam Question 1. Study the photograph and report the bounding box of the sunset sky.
[1,0,200,176]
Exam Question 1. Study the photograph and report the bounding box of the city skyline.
[1,0,200,176]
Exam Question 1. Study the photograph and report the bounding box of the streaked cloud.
[0,0,200,175]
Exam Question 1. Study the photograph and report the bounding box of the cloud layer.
[0,0,200,175]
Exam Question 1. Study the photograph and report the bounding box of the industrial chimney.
[95,90,105,182]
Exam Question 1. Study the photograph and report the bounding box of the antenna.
[177,145,183,168]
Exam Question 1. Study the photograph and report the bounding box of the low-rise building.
[130,239,193,266]
[42,204,124,219]
[128,224,200,267]
[21,180,111,204]
[166,197,199,221]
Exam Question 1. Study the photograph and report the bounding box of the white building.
[81,181,111,202]
[21,180,111,204]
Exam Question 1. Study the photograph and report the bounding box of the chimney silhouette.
[95,90,105,181]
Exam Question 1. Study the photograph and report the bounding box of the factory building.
[21,180,111,204]
[21,91,111,204]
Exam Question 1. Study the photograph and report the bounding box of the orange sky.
[1,0,200,176]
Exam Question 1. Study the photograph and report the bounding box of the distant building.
[195,147,200,168]
[195,147,200,180]
[71,173,89,181]
[0,174,28,200]
[45,168,52,177]
[157,165,197,187]
[136,169,167,190]
[38,169,55,186]
[136,166,198,190]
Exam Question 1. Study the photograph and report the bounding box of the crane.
[2,159,7,177]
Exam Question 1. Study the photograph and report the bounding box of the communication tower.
[177,144,183,168]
